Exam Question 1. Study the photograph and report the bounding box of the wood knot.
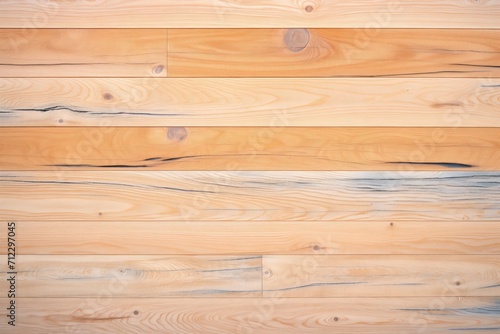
[103,92,114,101]
[167,127,188,142]
[284,28,310,52]
[305,5,314,13]
[133,310,139,315]
[154,64,165,75]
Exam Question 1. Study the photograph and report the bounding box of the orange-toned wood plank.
[263,255,500,297]
[0,127,499,170]
[169,29,500,77]
[1,78,500,127]
[0,29,167,77]
[7,220,500,255]
[1,1,500,28]
[1,171,498,221]
[1,298,499,333]
[0,255,261,298]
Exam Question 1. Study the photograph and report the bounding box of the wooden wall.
[1,1,499,333]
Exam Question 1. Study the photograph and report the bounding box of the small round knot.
[133,310,139,315]
[167,127,188,142]
[103,92,114,100]
[154,64,165,75]
[284,28,310,52]
[313,245,321,251]
[305,5,314,13]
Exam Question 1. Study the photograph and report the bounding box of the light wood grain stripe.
[1,78,499,127]
[1,1,500,28]
[0,127,498,170]
[1,298,499,333]
[169,29,500,78]
[263,255,500,297]
[4,220,499,256]
[0,255,261,298]
[0,29,167,77]
[1,171,498,221]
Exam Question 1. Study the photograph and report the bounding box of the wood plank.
[169,29,500,78]
[263,255,500,297]
[1,297,499,333]
[0,255,261,298]
[0,29,167,77]
[1,78,500,127]
[8,221,500,255]
[1,171,498,221]
[1,1,500,28]
[1,127,499,170]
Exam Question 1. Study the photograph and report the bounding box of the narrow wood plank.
[1,127,499,170]
[0,255,261,298]
[1,78,500,127]
[0,29,167,77]
[1,298,499,333]
[1,1,500,28]
[1,171,498,221]
[169,29,500,77]
[263,255,500,297]
[8,221,500,255]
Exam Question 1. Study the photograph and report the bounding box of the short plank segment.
[0,171,498,221]
[1,78,500,127]
[1,0,500,28]
[1,127,499,170]
[0,255,261,298]
[263,255,500,297]
[0,29,167,77]
[169,29,500,78]
[8,220,500,255]
[1,298,499,333]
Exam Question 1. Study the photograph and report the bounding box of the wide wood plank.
[1,1,500,28]
[0,29,167,77]
[1,127,499,170]
[1,78,500,127]
[0,255,261,298]
[263,255,500,297]
[1,297,499,333]
[1,171,498,221]
[169,29,500,77]
[8,220,500,256]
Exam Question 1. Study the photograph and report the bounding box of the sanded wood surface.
[6,220,500,255]
[1,78,500,127]
[0,29,167,77]
[0,298,499,333]
[1,127,499,170]
[0,255,261,298]
[1,1,500,28]
[263,255,500,297]
[169,29,500,77]
[1,171,498,221]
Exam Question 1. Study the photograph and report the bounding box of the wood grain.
[263,255,500,297]
[1,298,499,333]
[1,171,498,221]
[0,29,167,77]
[0,255,261,298]
[1,1,500,28]
[1,127,499,170]
[7,220,500,256]
[1,78,500,127]
[169,29,500,78]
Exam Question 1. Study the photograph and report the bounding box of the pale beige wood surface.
[1,78,499,127]
[0,255,261,298]
[1,1,500,28]
[0,29,167,77]
[169,29,500,77]
[263,255,500,297]
[1,127,499,170]
[1,171,498,221]
[6,220,500,255]
[0,297,498,333]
